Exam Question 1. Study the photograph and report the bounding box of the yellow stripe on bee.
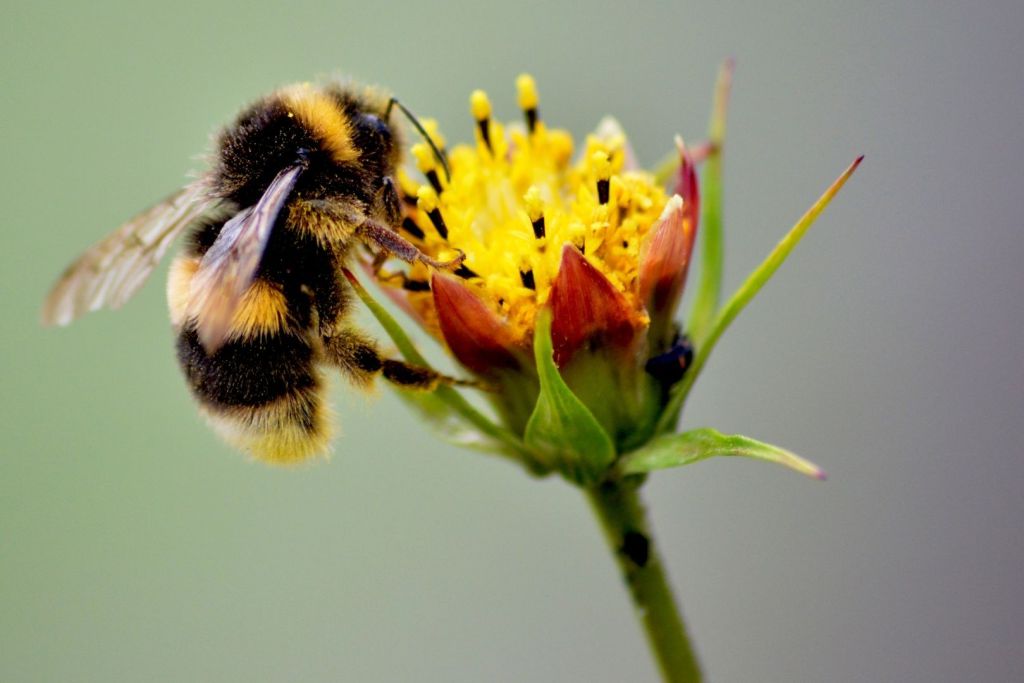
[201,387,333,465]
[167,254,289,337]
[229,279,289,340]
[167,255,199,328]
[280,85,358,164]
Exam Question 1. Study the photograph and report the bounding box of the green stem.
[586,481,702,682]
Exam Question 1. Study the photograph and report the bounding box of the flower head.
[364,65,858,484]
[392,78,686,356]
[377,76,699,465]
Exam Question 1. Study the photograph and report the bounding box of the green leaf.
[342,268,533,463]
[524,309,616,485]
[687,58,734,345]
[656,155,864,435]
[618,428,826,480]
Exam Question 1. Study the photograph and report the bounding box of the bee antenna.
[386,97,451,182]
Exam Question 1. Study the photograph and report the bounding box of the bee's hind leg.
[322,328,480,391]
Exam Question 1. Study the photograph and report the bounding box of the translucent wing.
[41,180,214,326]
[188,164,305,352]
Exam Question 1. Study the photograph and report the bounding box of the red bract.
[548,245,643,367]
[639,142,699,317]
[431,273,521,374]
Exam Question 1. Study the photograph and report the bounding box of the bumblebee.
[42,81,464,464]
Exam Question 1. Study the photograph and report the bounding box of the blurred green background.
[3,1,1022,681]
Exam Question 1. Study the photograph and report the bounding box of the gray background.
[2,1,1022,681]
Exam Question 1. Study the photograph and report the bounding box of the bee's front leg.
[355,218,464,270]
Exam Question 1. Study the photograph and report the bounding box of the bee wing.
[188,163,305,352]
[41,180,214,327]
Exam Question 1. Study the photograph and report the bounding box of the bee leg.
[380,360,489,391]
[322,328,481,391]
[372,268,432,293]
[369,248,390,274]
[356,218,465,270]
[321,328,388,387]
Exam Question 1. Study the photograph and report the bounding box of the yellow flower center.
[390,75,668,344]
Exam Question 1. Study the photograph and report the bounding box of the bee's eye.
[361,113,390,140]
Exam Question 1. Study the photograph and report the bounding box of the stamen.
[416,187,448,239]
[524,186,546,239]
[519,269,536,290]
[402,278,431,292]
[516,74,540,134]
[425,171,443,195]
[454,264,479,279]
[593,151,611,204]
[470,90,493,153]
[412,143,444,194]
[396,169,420,207]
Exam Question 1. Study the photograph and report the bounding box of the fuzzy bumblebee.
[42,82,464,464]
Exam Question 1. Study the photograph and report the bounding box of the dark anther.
[519,269,536,290]
[425,170,443,195]
[525,108,538,133]
[454,264,478,279]
[531,215,546,239]
[597,178,610,205]
[477,120,492,152]
[401,278,431,292]
[427,208,448,239]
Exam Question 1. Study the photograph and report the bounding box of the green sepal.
[617,427,826,480]
[686,58,733,345]
[524,309,616,485]
[656,155,864,435]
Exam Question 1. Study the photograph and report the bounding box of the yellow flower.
[363,65,857,485]
[377,75,700,453]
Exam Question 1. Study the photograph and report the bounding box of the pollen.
[392,77,669,344]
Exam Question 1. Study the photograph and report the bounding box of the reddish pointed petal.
[638,194,695,313]
[673,136,700,229]
[548,245,641,367]
[688,140,713,165]
[431,273,519,373]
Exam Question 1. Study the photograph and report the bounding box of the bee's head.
[212,84,400,207]
[350,106,399,178]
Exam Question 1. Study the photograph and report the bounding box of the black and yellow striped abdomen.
[166,221,338,464]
